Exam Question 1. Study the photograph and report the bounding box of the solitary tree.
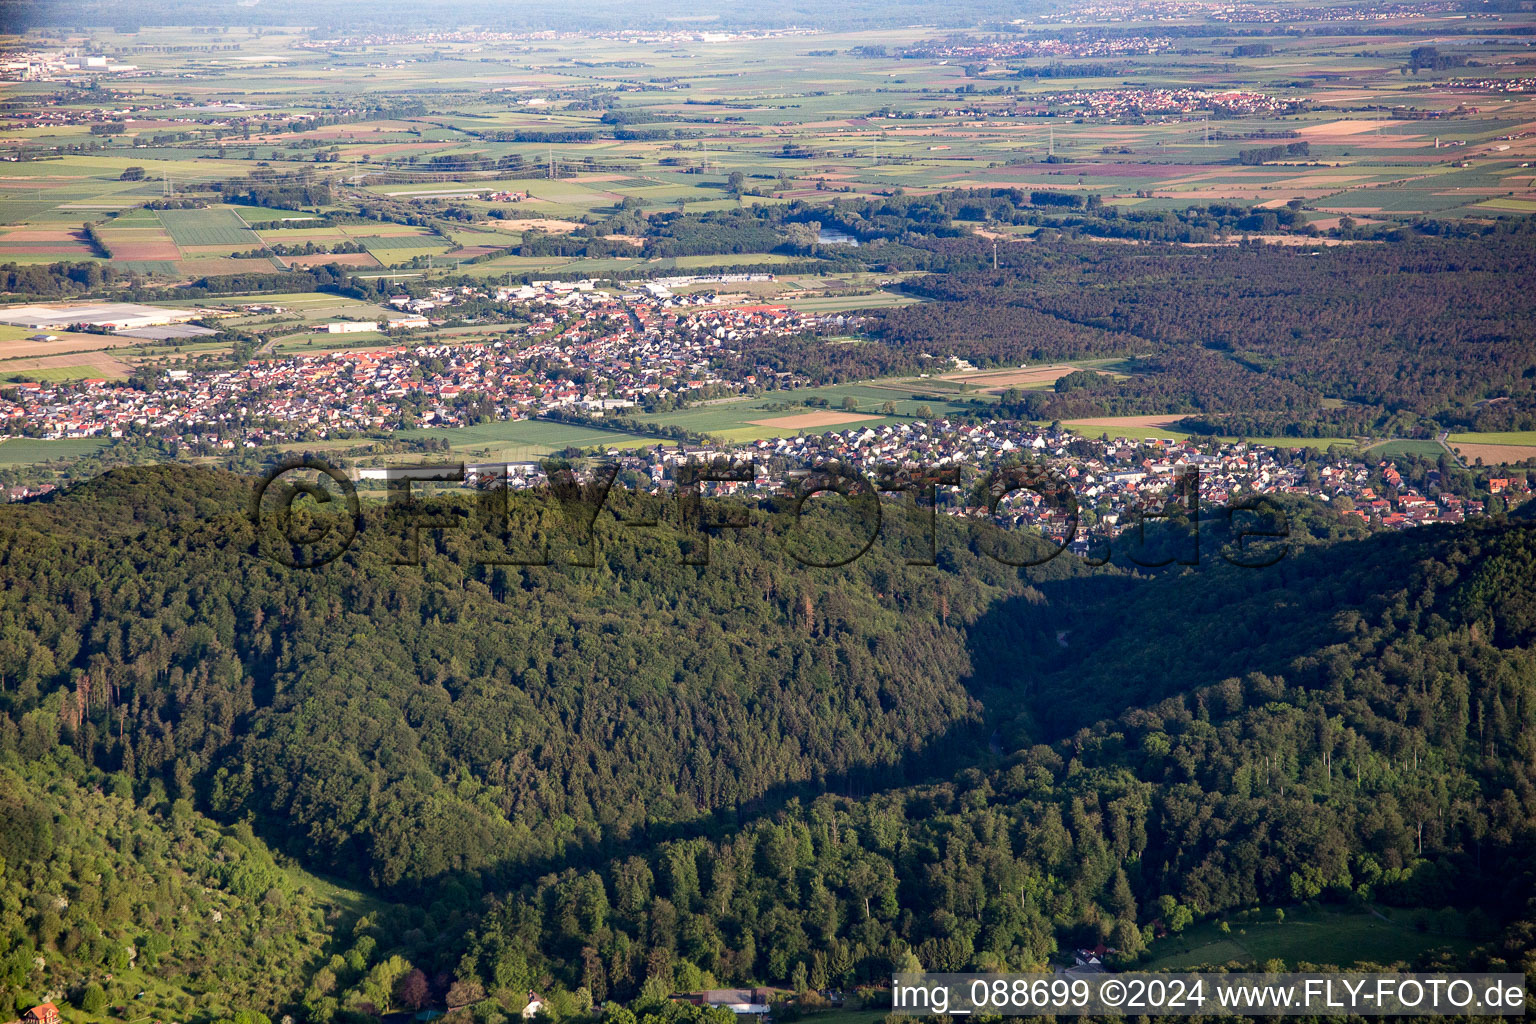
[398,969,431,1012]
[80,984,107,1014]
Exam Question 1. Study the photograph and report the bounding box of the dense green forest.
[0,467,1534,1023]
[0,755,358,1021]
[877,233,1536,437]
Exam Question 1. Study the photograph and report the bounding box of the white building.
[0,302,192,331]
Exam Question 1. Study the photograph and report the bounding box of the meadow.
[1367,439,1450,459]
[1142,905,1476,971]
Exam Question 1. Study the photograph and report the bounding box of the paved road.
[1437,430,1467,469]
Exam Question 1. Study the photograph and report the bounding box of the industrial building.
[0,302,205,332]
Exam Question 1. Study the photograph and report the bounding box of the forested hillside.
[0,466,1069,891]
[0,756,354,1020]
[1,467,1534,1021]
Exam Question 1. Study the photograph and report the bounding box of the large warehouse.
[0,302,199,331]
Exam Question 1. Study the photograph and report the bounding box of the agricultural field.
[0,14,1533,290]
[0,322,134,356]
[1448,431,1536,447]
[0,320,178,378]
[0,362,124,382]
[157,206,260,247]
[0,436,110,466]
[0,12,1528,485]
[1447,432,1536,466]
[390,418,663,462]
[940,363,1082,392]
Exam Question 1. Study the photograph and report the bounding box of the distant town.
[3,284,1522,546]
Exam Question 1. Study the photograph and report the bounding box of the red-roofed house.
[25,1004,60,1024]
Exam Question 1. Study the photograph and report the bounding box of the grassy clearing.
[1142,905,1475,971]
[390,418,662,461]
[1367,439,1447,458]
[273,856,385,923]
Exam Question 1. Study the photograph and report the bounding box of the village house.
[20,1004,61,1024]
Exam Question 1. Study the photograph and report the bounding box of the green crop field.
[1447,431,1536,446]
[0,364,125,382]
[270,332,388,353]
[353,235,447,252]
[1062,421,1195,443]
[0,437,111,466]
[157,207,261,246]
